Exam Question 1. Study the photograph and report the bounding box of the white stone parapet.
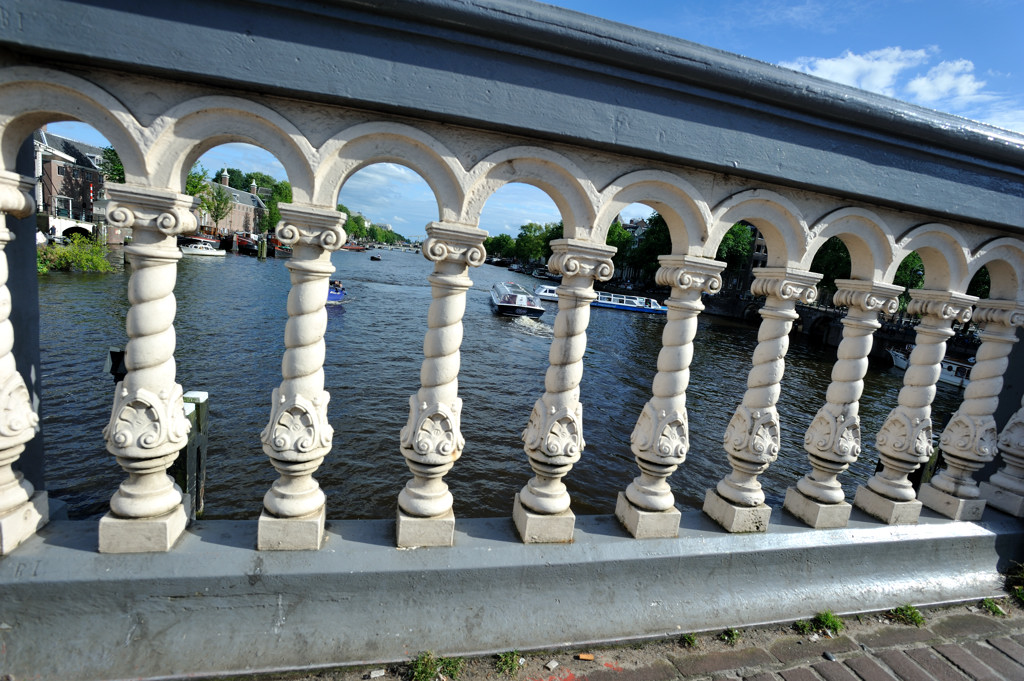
[515,239,614,543]
[705,267,820,533]
[785,279,901,528]
[855,289,976,525]
[99,184,197,553]
[397,222,486,547]
[258,203,346,550]
[0,171,45,555]
[618,255,723,538]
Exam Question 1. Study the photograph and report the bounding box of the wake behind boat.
[491,281,544,318]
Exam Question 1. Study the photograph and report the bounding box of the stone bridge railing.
[1,2,1024,679]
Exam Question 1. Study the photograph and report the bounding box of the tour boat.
[534,284,558,301]
[592,291,667,314]
[327,280,346,304]
[341,243,367,252]
[490,281,545,318]
[887,346,973,388]
[180,240,226,257]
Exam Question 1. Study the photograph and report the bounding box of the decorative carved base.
[918,482,986,521]
[258,506,325,551]
[783,487,850,529]
[979,482,1024,517]
[396,508,455,547]
[702,489,770,533]
[0,491,48,555]
[853,485,921,525]
[615,492,680,538]
[512,493,574,543]
[98,503,187,553]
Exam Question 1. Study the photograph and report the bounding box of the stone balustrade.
[1,1,1023,679]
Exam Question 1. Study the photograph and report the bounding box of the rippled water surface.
[38,249,964,519]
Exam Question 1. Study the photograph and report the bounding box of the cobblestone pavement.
[237,599,1024,681]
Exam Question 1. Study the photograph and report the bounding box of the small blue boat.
[328,280,346,304]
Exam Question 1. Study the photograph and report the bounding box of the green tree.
[716,222,754,273]
[242,171,277,193]
[37,234,114,273]
[266,181,292,233]
[541,221,563,261]
[625,213,672,286]
[185,162,209,196]
[213,167,246,190]
[199,182,233,233]
[606,220,633,265]
[484,233,515,258]
[893,251,925,312]
[809,236,851,301]
[514,222,547,264]
[100,146,124,184]
[967,266,991,299]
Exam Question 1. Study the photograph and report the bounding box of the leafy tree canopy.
[185,163,208,196]
[716,222,754,273]
[484,233,516,258]
[199,182,233,230]
[809,236,851,300]
[606,221,633,263]
[100,146,124,184]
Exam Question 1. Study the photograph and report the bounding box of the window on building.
[57,165,65,176]
[72,168,80,179]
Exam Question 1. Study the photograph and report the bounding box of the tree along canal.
[37,248,962,520]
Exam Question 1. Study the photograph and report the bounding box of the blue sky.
[49,0,1024,239]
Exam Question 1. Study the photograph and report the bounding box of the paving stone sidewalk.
[241,600,1024,681]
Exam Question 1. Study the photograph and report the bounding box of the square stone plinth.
[783,487,851,529]
[396,508,455,547]
[918,482,986,521]
[513,493,575,543]
[0,491,49,555]
[615,492,680,538]
[98,503,187,553]
[258,506,325,551]
[853,485,921,525]
[979,482,1024,517]
[702,489,770,533]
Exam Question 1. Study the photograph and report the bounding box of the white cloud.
[781,47,932,97]
[906,59,988,105]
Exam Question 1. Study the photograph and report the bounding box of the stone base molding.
[979,482,1024,516]
[397,508,456,548]
[0,490,48,555]
[98,503,187,553]
[853,485,922,525]
[783,487,852,529]
[257,507,326,551]
[917,482,986,521]
[615,492,680,539]
[702,488,771,533]
[513,493,575,543]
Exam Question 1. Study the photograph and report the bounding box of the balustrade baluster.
[397,222,486,547]
[704,267,820,533]
[99,184,196,553]
[0,171,46,554]
[616,255,723,538]
[514,239,614,543]
[854,289,975,524]
[258,205,345,550]
[785,279,900,528]
[982,373,1024,516]
[922,301,1024,519]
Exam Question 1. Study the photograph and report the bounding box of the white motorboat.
[887,346,973,388]
[592,291,667,314]
[534,284,558,301]
[181,241,226,257]
[491,281,545,318]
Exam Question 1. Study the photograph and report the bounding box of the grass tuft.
[718,628,741,646]
[813,610,845,633]
[679,633,697,648]
[981,597,1005,617]
[887,605,925,627]
[495,650,521,678]
[410,651,466,681]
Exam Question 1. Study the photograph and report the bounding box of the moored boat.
[180,240,226,257]
[236,232,260,256]
[887,346,973,388]
[342,243,367,252]
[534,284,558,301]
[490,281,544,318]
[592,291,667,314]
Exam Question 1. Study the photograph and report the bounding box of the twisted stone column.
[397,222,486,547]
[703,267,820,533]
[259,204,345,550]
[983,368,1024,516]
[99,184,196,553]
[0,171,46,555]
[514,239,614,543]
[784,279,900,528]
[616,255,723,538]
[854,289,975,525]
[924,301,1024,519]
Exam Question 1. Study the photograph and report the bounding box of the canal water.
[37,249,965,520]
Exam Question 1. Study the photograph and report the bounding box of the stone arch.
[0,66,146,179]
[316,122,464,224]
[802,207,896,281]
[968,237,1024,300]
[147,96,316,201]
[888,223,970,292]
[708,189,808,267]
[595,170,710,256]
[462,146,597,239]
